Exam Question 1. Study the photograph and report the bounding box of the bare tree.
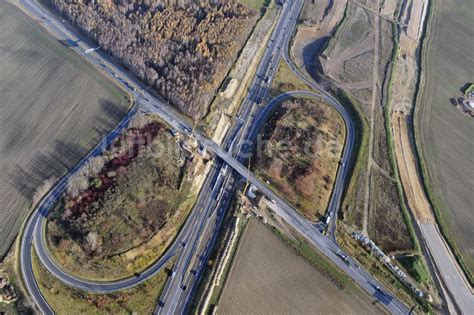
[32,177,57,206]
[44,0,256,119]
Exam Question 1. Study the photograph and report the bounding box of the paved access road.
[18,0,410,314]
[420,224,474,312]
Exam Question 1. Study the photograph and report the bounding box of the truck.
[325,215,331,225]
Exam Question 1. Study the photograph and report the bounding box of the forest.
[45,0,257,119]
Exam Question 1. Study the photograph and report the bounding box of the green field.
[0,2,130,259]
[416,0,474,274]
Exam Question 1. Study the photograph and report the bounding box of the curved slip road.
[18,0,410,314]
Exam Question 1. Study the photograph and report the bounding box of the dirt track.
[392,112,433,223]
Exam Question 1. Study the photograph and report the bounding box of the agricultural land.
[43,0,258,120]
[417,0,474,274]
[299,0,414,253]
[0,1,130,259]
[218,218,387,314]
[45,115,197,280]
[252,98,345,221]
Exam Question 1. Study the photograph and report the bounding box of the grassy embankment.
[31,249,171,314]
[397,255,430,284]
[201,0,275,137]
[381,1,437,291]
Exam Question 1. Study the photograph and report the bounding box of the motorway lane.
[155,0,406,312]
[155,1,303,313]
[19,0,409,314]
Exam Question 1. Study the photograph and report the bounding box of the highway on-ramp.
[18,0,410,314]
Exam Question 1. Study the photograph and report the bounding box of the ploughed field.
[253,98,345,221]
[46,115,196,280]
[418,0,474,273]
[0,2,129,259]
[218,219,385,314]
[44,0,257,120]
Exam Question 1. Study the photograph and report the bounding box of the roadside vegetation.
[337,231,431,313]
[252,98,345,221]
[201,0,277,138]
[46,115,196,280]
[0,2,130,259]
[397,255,429,284]
[44,0,257,120]
[31,249,171,314]
[268,61,312,98]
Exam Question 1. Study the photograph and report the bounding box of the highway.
[18,0,410,314]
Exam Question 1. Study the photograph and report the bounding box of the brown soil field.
[417,0,474,274]
[292,0,346,82]
[321,3,394,116]
[218,219,386,314]
[393,112,433,224]
[0,2,129,259]
[253,98,345,221]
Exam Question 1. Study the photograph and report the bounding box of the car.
[171,270,177,278]
[190,269,197,276]
[182,241,187,248]
[134,272,140,277]
[158,301,165,307]
[181,284,187,291]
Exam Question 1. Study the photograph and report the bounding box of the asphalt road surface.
[18,0,411,314]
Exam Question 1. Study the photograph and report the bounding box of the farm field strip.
[0,1,129,258]
[218,219,386,314]
[417,0,474,277]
